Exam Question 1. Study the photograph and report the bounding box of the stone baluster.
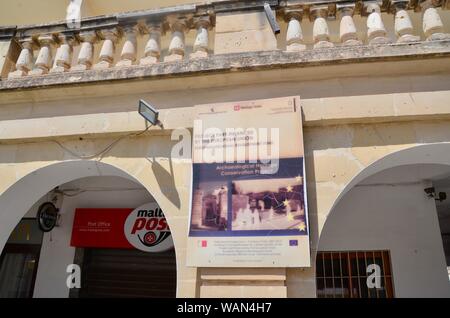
[140,24,162,65]
[71,31,98,71]
[391,1,420,43]
[190,16,212,59]
[420,1,450,41]
[337,4,362,46]
[284,10,306,52]
[50,34,77,73]
[93,28,120,69]
[310,7,334,49]
[164,20,187,62]
[8,38,36,78]
[116,25,138,67]
[29,35,56,75]
[364,2,391,44]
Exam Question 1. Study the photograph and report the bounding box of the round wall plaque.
[37,202,59,232]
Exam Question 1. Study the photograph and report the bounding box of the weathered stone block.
[115,59,134,67]
[200,285,287,298]
[164,53,184,62]
[189,50,208,59]
[139,56,159,65]
[286,43,306,52]
[70,64,91,71]
[214,10,277,54]
[93,60,113,70]
[0,37,20,79]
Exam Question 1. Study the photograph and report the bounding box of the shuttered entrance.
[79,248,176,298]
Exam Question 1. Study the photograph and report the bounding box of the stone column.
[116,25,138,67]
[310,7,334,49]
[190,16,211,59]
[337,4,362,46]
[214,10,277,54]
[421,1,450,41]
[71,31,97,71]
[164,20,187,62]
[93,28,120,69]
[0,26,19,79]
[29,35,55,75]
[365,2,391,44]
[140,24,162,65]
[50,34,77,73]
[284,10,306,52]
[391,2,420,43]
[8,38,36,78]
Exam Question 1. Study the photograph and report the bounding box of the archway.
[317,143,450,297]
[0,160,181,297]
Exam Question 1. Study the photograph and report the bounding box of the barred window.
[316,251,394,298]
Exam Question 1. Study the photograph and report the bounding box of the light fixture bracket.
[138,99,161,127]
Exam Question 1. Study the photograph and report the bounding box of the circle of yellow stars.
[276,175,306,232]
[260,175,306,232]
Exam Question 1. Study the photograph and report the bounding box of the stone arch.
[316,142,450,297]
[0,159,190,297]
[327,142,450,217]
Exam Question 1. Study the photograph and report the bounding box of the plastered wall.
[1,118,450,297]
[2,44,450,298]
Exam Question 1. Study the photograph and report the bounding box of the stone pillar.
[8,38,36,78]
[0,26,20,80]
[164,20,187,62]
[140,24,162,65]
[392,2,420,43]
[284,10,306,52]
[191,189,204,229]
[50,34,77,73]
[29,35,55,76]
[71,31,97,71]
[93,28,120,70]
[200,268,287,297]
[214,10,277,54]
[365,2,391,44]
[337,4,362,46]
[116,26,138,67]
[190,16,211,59]
[421,1,450,41]
[310,7,334,49]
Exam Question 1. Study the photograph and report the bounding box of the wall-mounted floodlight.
[264,3,280,34]
[139,99,161,126]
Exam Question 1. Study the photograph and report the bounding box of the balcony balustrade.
[2,0,450,81]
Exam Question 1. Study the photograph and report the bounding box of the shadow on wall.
[0,158,183,252]
[0,132,186,215]
[148,156,181,210]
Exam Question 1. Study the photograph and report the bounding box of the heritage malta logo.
[124,202,174,252]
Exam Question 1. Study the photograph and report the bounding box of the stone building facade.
[1,0,450,298]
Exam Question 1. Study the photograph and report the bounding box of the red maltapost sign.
[71,208,133,249]
[71,203,174,252]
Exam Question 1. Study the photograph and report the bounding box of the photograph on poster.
[231,177,306,232]
[190,181,228,231]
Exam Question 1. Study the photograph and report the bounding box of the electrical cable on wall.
[50,125,152,160]
[55,187,147,197]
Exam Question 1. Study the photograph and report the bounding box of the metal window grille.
[316,250,394,298]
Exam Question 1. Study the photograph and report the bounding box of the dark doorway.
[0,218,43,298]
[79,248,177,298]
[0,244,42,298]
